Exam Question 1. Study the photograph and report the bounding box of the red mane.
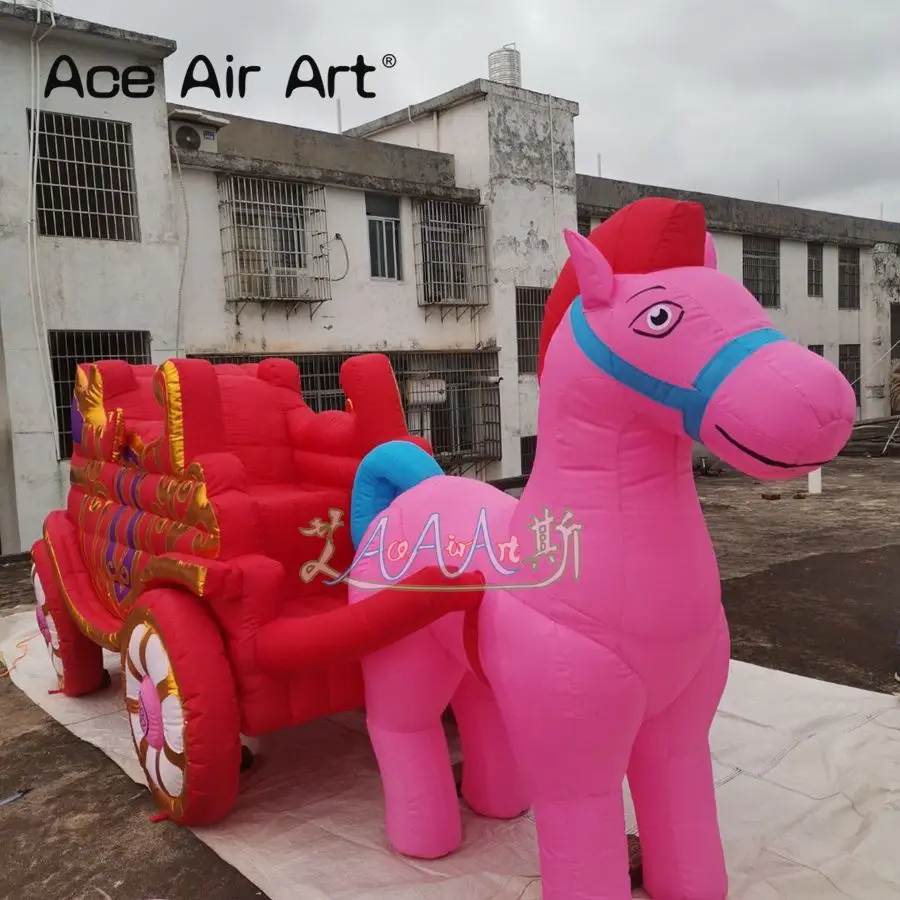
[537,198,708,380]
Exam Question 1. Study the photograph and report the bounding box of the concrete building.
[1,1,899,553]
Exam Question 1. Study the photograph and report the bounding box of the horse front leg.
[626,623,730,900]
[480,597,647,900]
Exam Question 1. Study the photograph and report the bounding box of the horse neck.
[519,384,698,525]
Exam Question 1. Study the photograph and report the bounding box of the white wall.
[0,26,179,550]
[176,168,481,354]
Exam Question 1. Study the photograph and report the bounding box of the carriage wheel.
[32,560,106,695]
[34,565,65,686]
[121,590,241,826]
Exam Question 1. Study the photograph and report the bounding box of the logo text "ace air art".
[43,53,396,100]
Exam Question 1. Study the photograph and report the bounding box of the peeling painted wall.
[363,84,580,477]
[0,26,180,550]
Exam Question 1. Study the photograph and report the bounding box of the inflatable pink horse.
[344,199,856,899]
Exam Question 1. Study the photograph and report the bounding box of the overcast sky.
[55,0,900,221]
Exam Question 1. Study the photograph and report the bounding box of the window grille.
[27,110,139,241]
[218,174,331,311]
[807,243,823,297]
[807,344,824,356]
[577,217,592,237]
[515,286,550,375]
[189,349,501,472]
[742,236,780,308]
[48,329,152,459]
[412,200,489,312]
[838,246,860,310]
[838,343,861,408]
[366,193,402,280]
[520,434,537,476]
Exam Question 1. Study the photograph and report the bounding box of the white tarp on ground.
[2,606,900,900]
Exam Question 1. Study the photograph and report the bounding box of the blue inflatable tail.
[350,440,444,548]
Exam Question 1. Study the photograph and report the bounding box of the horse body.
[346,199,857,900]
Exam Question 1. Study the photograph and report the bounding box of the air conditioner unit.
[169,120,220,153]
[269,267,313,300]
[405,378,446,406]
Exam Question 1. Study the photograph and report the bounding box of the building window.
[838,246,860,310]
[807,344,824,356]
[520,434,537,476]
[807,243,823,297]
[515,286,550,375]
[48,330,151,459]
[412,200,489,309]
[366,193,402,280]
[577,217,592,237]
[28,110,139,241]
[838,343,861,409]
[742,236,780,308]
[218,174,331,307]
[891,305,900,361]
[189,349,502,474]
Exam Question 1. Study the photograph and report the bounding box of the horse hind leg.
[450,671,530,820]
[363,627,466,859]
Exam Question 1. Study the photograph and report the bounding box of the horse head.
[540,199,856,479]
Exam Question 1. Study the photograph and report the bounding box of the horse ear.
[703,232,718,269]
[562,229,614,308]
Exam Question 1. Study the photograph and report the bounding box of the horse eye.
[630,301,684,338]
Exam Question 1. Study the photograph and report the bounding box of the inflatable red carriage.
[30,353,483,825]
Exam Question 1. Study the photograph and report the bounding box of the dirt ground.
[2,455,900,899]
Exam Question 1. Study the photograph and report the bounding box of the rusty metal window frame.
[807,243,823,297]
[838,343,861,408]
[48,329,152,459]
[412,200,489,310]
[838,246,860,310]
[807,344,824,356]
[218,174,331,308]
[188,348,502,474]
[27,109,140,242]
[515,286,550,375]
[742,236,780,308]
[577,217,592,237]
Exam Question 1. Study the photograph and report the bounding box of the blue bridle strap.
[569,296,786,440]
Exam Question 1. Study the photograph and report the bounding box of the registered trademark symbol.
[382,54,396,68]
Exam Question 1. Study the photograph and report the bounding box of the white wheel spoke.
[124,663,141,701]
[127,625,148,677]
[144,634,169,686]
[47,616,59,651]
[144,745,160,790]
[157,753,184,798]
[161,695,185,755]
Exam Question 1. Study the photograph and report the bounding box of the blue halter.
[569,296,786,441]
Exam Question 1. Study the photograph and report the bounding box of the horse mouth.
[714,426,830,469]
